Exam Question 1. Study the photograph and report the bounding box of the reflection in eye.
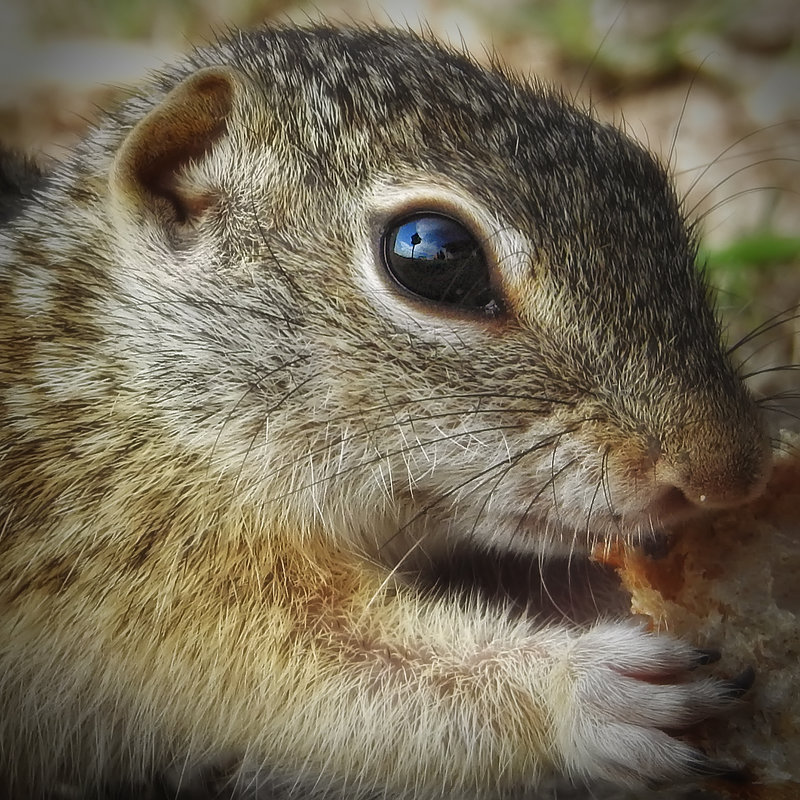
[382,213,497,311]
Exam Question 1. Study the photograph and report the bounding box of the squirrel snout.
[656,428,772,511]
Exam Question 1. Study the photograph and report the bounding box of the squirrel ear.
[111,66,236,224]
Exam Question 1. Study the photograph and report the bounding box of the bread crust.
[602,431,800,798]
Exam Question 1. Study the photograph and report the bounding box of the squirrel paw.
[556,622,749,788]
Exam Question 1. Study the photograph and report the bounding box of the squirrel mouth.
[642,485,701,524]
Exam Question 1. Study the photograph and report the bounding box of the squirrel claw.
[692,648,721,667]
[723,666,756,698]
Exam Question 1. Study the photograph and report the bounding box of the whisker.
[462,440,519,547]
[574,0,627,101]
[741,364,800,381]
[681,123,797,207]
[760,402,800,426]
[735,334,797,376]
[512,455,578,543]
[770,437,800,457]
[309,389,577,431]
[675,141,798,177]
[727,304,800,356]
[549,429,564,512]
[531,553,566,625]
[207,354,312,474]
[381,426,584,558]
[757,391,800,404]
[599,448,620,538]
[259,422,526,507]
[694,184,797,233]
[359,446,554,615]
[233,374,319,494]
[249,183,308,307]
[583,457,605,551]
[117,293,299,328]
[207,389,578,493]
[667,58,705,175]
[262,405,544,480]
[519,461,582,626]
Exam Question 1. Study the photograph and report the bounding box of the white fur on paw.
[552,622,740,788]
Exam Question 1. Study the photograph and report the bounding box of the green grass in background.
[702,233,800,301]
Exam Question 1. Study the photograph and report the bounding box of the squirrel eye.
[381,213,497,312]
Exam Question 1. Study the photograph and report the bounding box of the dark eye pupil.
[382,213,496,311]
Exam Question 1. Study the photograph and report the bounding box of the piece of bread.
[600,430,800,799]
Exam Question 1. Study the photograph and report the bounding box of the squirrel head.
[57,25,770,558]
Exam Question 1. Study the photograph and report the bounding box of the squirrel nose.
[674,465,769,509]
[659,432,772,511]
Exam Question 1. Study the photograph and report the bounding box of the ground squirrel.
[0,23,773,799]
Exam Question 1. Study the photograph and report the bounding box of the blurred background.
[0,0,798,428]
